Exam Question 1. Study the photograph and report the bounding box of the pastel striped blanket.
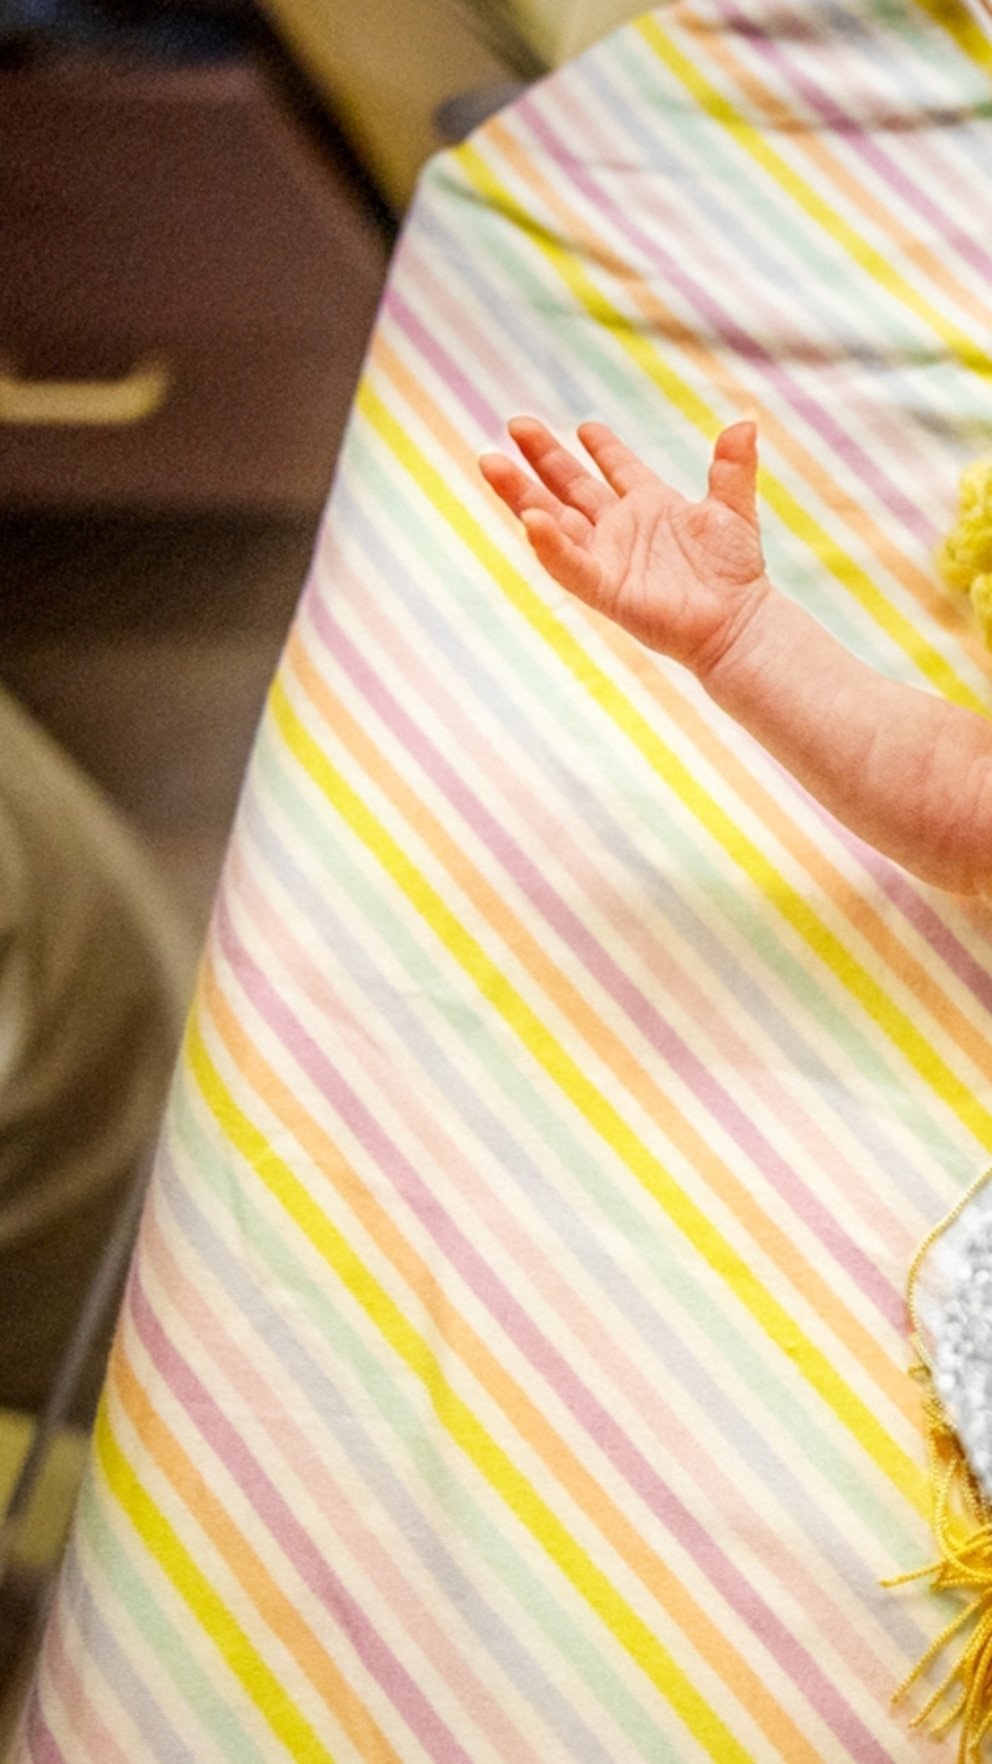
[17,0,992,1757]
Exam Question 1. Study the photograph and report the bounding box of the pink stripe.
[385,237,546,445]
[43,1602,130,1764]
[222,831,909,1707]
[22,1684,65,1764]
[383,292,497,441]
[139,1197,546,1764]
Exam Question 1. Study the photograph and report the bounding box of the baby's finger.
[576,422,660,495]
[508,417,614,522]
[478,453,592,543]
[520,508,603,604]
[707,421,759,524]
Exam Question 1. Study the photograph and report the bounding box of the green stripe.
[79,1467,273,1763]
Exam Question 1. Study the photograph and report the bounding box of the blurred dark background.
[3,1,390,949]
[0,0,552,936]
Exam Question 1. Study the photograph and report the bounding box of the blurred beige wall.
[514,0,648,62]
[261,0,647,210]
[262,0,509,210]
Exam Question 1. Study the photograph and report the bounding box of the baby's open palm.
[479,417,769,677]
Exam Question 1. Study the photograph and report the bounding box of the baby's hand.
[479,417,769,679]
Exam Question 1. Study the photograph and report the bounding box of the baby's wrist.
[694,575,779,693]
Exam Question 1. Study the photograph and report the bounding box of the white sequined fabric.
[914,1177,992,1503]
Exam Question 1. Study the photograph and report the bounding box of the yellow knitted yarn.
[882,1165,992,1761]
[972,575,992,646]
[938,460,992,645]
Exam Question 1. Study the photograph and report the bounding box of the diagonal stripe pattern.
[16,0,992,1757]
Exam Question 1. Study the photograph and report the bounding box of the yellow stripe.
[356,381,992,1152]
[634,14,992,383]
[452,142,989,720]
[94,1400,337,1763]
[907,0,992,76]
[186,1013,759,1764]
[268,672,926,1512]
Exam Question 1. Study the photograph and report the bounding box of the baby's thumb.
[707,421,759,524]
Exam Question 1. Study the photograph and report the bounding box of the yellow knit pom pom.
[971,574,992,649]
[959,459,992,519]
[939,461,992,620]
[953,455,988,515]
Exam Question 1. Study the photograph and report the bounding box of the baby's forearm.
[699,583,992,894]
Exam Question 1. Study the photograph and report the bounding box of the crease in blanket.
[882,1162,992,1760]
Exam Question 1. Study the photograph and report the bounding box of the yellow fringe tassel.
[884,1163,992,1759]
[883,1368,992,1760]
[938,458,992,648]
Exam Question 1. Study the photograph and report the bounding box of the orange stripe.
[196,957,834,1761]
[110,1337,399,1764]
[370,331,992,1096]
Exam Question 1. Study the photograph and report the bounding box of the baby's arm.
[704,588,992,893]
[479,416,992,894]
